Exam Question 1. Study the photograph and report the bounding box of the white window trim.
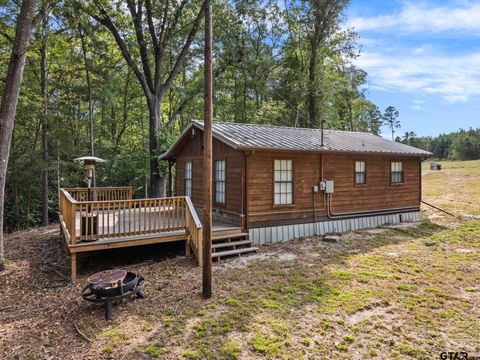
[274,159,293,205]
[215,160,226,204]
[355,161,367,185]
[184,161,192,197]
[391,161,404,184]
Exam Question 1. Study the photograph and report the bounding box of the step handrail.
[184,196,203,264]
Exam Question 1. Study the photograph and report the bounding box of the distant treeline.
[399,128,480,160]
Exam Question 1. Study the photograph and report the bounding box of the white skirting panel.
[248,211,422,246]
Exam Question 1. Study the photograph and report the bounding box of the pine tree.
[382,106,400,140]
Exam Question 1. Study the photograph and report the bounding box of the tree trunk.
[140,104,149,199]
[242,70,247,123]
[24,119,41,228]
[91,1,205,198]
[147,99,164,197]
[11,131,20,230]
[0,0,36,271]
[348,101,354,132]
[308,39,318,128]
[40,11,49,226]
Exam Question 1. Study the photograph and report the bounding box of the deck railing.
[59,188,202,261]
[59,188,77,244]
[64,186,133,202]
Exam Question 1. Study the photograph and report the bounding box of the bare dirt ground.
[1,160,479,360]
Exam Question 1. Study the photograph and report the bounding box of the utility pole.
[202,0,213,299]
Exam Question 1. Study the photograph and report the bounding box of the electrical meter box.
[319,181,326,191]
[325,180,334,194]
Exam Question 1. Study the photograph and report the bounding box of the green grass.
[221,340,241,360]
[168,220,480,358]
[84,220,480,358]
[182,350,201,359]
[102,345,113,354]
[225,298,239,307]
[144,346,167,358]
[101,329,129,342]
[422,159,480,216]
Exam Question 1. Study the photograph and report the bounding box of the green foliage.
[2,0,385,231]
[402,128,480,160]
[382,105,400,140]
[356,104,383,135]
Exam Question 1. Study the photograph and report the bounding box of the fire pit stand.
[82,269,145,320]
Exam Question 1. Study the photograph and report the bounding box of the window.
[274,160,293,205]
[355,161,366,185]
[215,160,226,204]
[184,161,192,196]
[391,162,404,184]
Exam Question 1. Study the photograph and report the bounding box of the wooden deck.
[72,207,238,239]
[59,187,243,282]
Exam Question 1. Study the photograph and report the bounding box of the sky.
[345,0,480,137]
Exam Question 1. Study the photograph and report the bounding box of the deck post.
[168,161,173,197]
[198,229,203,267]
[70,202,76,245]
[185,239,191,257]
[71,252,77,283]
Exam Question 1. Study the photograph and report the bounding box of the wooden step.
[212,247,258,259]
[212,239,252,249]
[212,232,249,241]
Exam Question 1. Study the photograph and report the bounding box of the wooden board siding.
[247,151,324,226]
[174,128,244,218]
[247,151,421,228]
[324,154,420,214]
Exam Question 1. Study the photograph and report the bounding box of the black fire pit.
[82,269,145,320]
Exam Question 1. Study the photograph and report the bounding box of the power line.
[266,80,322,129]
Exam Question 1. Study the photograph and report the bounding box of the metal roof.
[160,121,432,159]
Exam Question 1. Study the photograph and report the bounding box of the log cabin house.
[160,120,432,245]
[59,120,431,281]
